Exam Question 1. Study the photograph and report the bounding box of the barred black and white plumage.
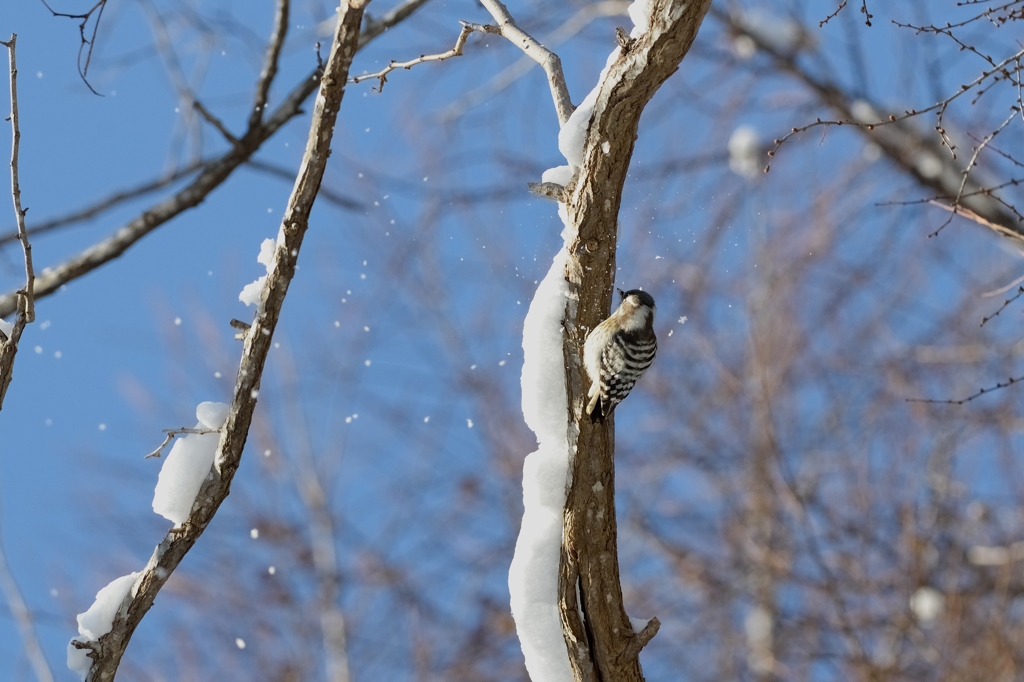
[584,289,657,423]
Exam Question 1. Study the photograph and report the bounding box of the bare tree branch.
[191,100,241,147]
[0,0,431,319]
[0,34,36,409]
[440,0,629,122]
[478,0,575,126]
[69,1,370,678]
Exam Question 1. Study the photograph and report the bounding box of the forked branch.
[478,0,575,126]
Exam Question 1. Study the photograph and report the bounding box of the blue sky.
[2,0,1024,679]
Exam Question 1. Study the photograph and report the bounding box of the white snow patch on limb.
[510,247,574,682]
[541,165,573,186]
[629,616,650,633]
[67,572,140,679]
[627,0,653,37]
[239,234,284,307]
[558,82,603,169]
[152,402,229,525]
[0,318,12,337]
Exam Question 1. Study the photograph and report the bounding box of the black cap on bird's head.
[618,288,655,308]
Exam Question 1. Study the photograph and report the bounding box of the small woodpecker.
[583,289,657,423]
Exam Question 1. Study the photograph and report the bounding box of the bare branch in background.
[0,159,206,248]
[145,428,222,460]
[191,100,241,148]
[0,538,52,682]
[907,374,1024,405]
[980,285,1024,327]
[0,155,364,248]
[249,0,290,130]
[0,0,430,319]
[39,0,108,95]
[245,159,364,210]
[70,0,369,677]
[274,346,352,682]
[819,0,873,27]
[714,7,1024,243]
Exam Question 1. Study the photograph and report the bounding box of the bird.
[583,288,657,423]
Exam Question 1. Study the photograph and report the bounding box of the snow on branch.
[66,2,369,678]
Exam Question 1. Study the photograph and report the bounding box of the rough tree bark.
[556,1,712,680]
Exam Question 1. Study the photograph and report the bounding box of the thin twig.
[351,21,497,91]
[40,0,108,95]
[192,99,240,147]
[0,34,36,410]
[819,0,872,26]
[929,108,1018,238]
[907,374,1024,404]
[145,428,221,459]
[923,200,1024,241]
[478,0,575,126]
[249,0,290,131]
[980,286,1024,326]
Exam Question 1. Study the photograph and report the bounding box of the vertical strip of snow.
[509,239,574,682]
